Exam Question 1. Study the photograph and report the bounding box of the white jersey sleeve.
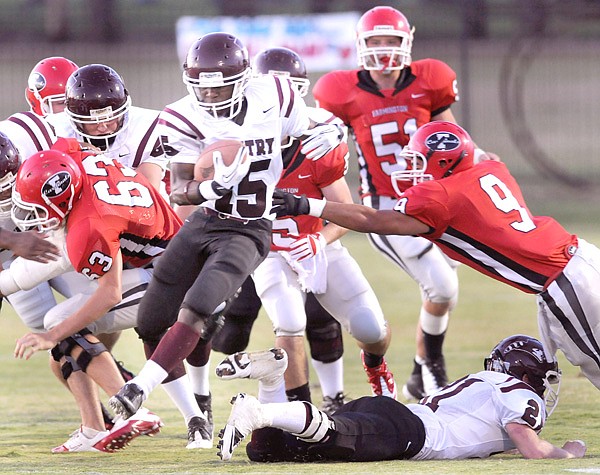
[0,112,57,160]
[104,106,167,171]
[0,228,73,294]
[409,371,546,460]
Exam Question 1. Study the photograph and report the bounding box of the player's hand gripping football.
[288,233,327,261]
[213,146,250,189]
[300,123,344,160]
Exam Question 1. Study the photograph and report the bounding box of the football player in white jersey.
[109,32,345,449]
[46,63,167,192]
[0,57,96,336]
[216,335,585,462]
[248,46,396,405]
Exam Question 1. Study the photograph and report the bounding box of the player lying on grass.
[215,336,585,462]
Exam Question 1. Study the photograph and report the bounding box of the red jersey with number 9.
[54,140,182,279]
[313,59,457,199]
[396,160,577,294]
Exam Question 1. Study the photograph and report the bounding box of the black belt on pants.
[202,207,250,224]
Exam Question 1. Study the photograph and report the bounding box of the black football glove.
[271,189,311,217]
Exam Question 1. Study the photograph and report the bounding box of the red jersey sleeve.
[66,217,120,280]
[410,59,458,115]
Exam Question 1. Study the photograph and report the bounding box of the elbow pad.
[0,254,74,295]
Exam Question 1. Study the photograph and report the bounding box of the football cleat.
[51,427,111,453]
[215,348,288,386]
[320,392,349,416]
[99,407,163,452]
[108,382,145,420]
[186,394,214,449]
[402,360,426,401]
[421,356,448,396]
[361,350,398,399]
[217,393,267,461]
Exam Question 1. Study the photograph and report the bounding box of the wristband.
[307,197,326,217]
[198,180,224,201]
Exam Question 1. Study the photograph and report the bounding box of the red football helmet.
[65,64,131,146]
[485,334,561,416]
[356,6,414,72]
[25,56,79,117]
[392,121,475,193]
[183,32,251,120]
[253,47,310,98]
[11,150,83,231]
[0,132,22,218]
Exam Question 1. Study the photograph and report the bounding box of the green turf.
[1,230,600,474]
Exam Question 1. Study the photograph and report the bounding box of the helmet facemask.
[67,96,131,148]
[183,68,251,120]
[391,149,432,195]
[357,30,414,72]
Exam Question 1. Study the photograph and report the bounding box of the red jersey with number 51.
[57,141,182,279]
[396,160,577,294]
[313,59,457,199]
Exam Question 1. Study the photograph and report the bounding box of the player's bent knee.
[51,329,108,380]
[347,307,387,344]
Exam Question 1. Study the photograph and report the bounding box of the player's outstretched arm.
[506,422,586,459]
[0,228,60,263]
[272,190,430,236]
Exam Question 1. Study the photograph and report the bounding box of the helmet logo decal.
[198,72,225,86]
[89,106,114,120]
[425,132,461,151]
[42,171,71,198]
[28,72,46,92]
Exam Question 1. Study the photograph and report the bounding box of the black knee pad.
[51,329,108,380]
[306,319,344,363]
[211,316,256,354]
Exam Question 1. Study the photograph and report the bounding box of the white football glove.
[300,123,344,161]
[288,233,327,262]
[213,146,250,189]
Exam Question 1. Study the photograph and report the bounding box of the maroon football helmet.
[183,32,251,119]
[65,64,131,143]
[253,47,310,98]
[0,132,22,218]
[485,334,561,415]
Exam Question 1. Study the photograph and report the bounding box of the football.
[194,139,246,182]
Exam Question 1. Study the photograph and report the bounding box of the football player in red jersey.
[9,138,180,452]
[273,121,600,396]
[313,6,497,400]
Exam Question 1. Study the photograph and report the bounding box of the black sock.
[362,351,384,368]
[286,383,311,403]
[423,331,445,361]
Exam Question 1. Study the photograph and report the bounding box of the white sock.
[186,360,211,396]
[132,360,169,398]
[262,401,307,433]
[161,375,204,424]
[420,309,449,335]
[81,426,106,438]
[311,357,344,398]
[258,378,287,403]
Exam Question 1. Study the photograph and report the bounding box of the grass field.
[1,227,600,474]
